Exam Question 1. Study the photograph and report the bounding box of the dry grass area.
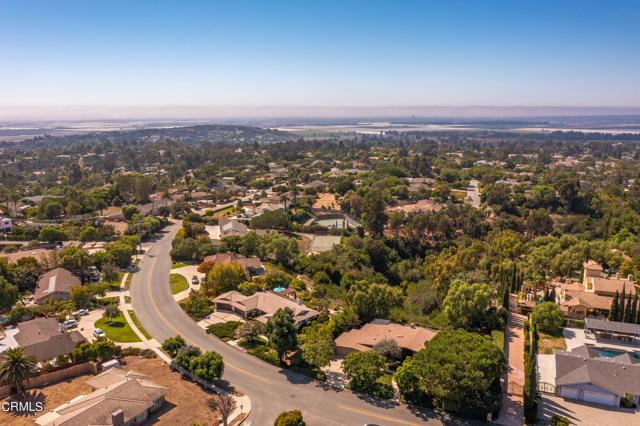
[104,220,128,235]
[0,374,93,425]
[124,356,221,425]
[313,192,338,209]
[539,331,567,354]
[387,199,444,213]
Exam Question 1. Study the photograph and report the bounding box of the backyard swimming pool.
[594,348,640,361]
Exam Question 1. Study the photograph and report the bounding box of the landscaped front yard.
[94,312,141,342]
[170,273,188,294]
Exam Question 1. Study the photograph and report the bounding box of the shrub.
[551,415,570,426]
[274,409,306,426]
[175,345,202,370]
[190,351,224,382]
[162,336,186,357]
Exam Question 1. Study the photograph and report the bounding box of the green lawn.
[208,321,242,341]
[171,262,190,269]
[492,330,505,352]
[170,273,188,294]
[94,312,141,343]
[124,272,133,288]
[128,310,151,340]
[104,271,125,291]
[377,373,393,386]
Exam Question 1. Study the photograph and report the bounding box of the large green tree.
[347,282,403,323]
[441,280,493,329]
[531,302,564,334]
[204,262,247,297]
[342,350,386,393]
[299,327,335,368]
[265,307,298,362]
[395,330,505,418]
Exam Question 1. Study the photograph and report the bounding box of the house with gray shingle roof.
[552,344,640,406]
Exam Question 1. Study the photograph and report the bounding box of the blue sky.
[1,0,639,107]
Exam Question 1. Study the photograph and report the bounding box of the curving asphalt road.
[131,222,469,426]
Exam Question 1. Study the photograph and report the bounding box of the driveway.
[495,310,526,425]
[539,394,639,425]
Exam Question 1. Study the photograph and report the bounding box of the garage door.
[583,390,618,406]
[560,387,579,399]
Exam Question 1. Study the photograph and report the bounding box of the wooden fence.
[0,362,97,398]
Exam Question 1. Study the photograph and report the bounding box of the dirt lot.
[0,356,221,425]
[313,192,338,209]
[124,356,221,425]
[0,374,94,425]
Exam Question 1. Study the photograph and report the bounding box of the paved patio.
[564,326,640,354]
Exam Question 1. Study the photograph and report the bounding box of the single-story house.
[34,268,81,304]
[213,290,318,325]
[334,319,438,357]
[202,252,265,278]
[554,344,640,407]
[0,317,86,362]
[219,218,249,238]
[36,367,169,425]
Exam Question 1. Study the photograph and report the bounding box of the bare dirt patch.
[122,356,220,425]
[313,192,338,209]
[0,374,93,426]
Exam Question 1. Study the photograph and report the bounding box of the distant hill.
[4,124,296,149]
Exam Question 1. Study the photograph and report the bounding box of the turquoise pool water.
[594,348,640,361]
[273,287,286,292]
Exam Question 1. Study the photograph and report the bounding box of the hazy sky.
[1,0,639,108]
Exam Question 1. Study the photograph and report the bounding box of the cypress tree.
[624,291,634,323]
[618,287,627,322]
[631,295,638,325]
[609,290,619,321]
[550,286,557,303]
[544,287,550,302]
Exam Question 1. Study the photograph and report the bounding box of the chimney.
[111,409,124,426]
[615,273,620,279]
[565,278,572,284]
[628,274,634,281]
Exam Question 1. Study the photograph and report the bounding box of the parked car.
[61,319,78,329]
[89,273,100,282]
[192,275,199,285]
[88,266,98,272]
[93,328,106,338]
[72,309,89,316]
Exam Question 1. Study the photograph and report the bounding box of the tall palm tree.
[0,347,38,394]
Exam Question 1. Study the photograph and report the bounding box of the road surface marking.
[146,256,273,385]
[337,405,421,426]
